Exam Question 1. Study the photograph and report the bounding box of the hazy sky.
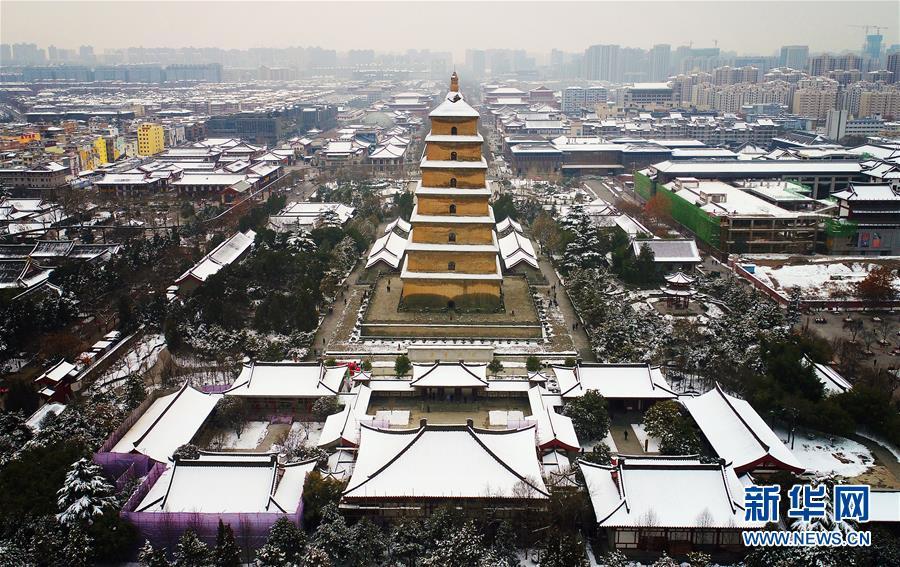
[2,0,898,60]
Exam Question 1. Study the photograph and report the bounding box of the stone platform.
[361,275,543,339]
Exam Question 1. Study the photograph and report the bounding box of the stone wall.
[422,168,485,188]
[431,117,478,136]
[406,250,498,273]
[416,194,489,216]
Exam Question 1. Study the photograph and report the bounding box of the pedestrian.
[624,429,629,441]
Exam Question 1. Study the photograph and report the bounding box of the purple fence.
[200,383,234,394]
[121,463,302,549]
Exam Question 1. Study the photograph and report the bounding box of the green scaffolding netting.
[824,218,858,237]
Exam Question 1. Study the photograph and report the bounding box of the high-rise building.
[0,44,10,64]
[886,51,899,84]
[780,45,809,70]
[401,72,501,310]
[137,123,165,156]
[649,44,671,81]
[561,86,608,114]
[583,44,619,82]
[859,90,900,118]
[79,45,95,64]
[465,49,486,76]
[865,34,884,64]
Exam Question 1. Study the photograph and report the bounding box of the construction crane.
[848,24,891,36]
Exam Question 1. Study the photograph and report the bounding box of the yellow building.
[400,72,502,310]
[137,123,165,156]
[93,136,108,165]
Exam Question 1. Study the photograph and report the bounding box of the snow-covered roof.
[651,159,862,175]
[665,271,695,284]
[832,184,900,202]
[384,217,411,235]
[553,364,677,400]
[581,456,764,529]
[496,217,524,235]
[369,144,406,160]
[498,230,539,270]
[111,384,221,463]
[34,359,77,385]
[802,355,852,396]
[681,384,804,473]
[631,239,701,263]
[224,361,347,399]
[527,386,579,451]
[409,362,489,388]
[344,424,549,500]
[175,230,256,285]
[366,230,409,269]
[430,91,480,119]
[25,402,66,431]
[319,384,374,448]
[136,453,316,514]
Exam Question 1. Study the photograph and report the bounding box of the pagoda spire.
[450,71,459,92]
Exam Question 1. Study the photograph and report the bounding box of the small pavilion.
[662,271,696,310]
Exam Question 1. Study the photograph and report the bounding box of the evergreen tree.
[302,546,333,567]
[124,373,147,409]
[422,521,486,567]
[258,517,306,566]
[491,521,518,567]
[56,458,117,526]
[173,530,212,567]
[214,520,241,567]
[388,520,426,566]
[394,354,411,377]
[563,390,610,441]
[540,529,587,567]
[61,525,94,567]
[312,505,353,566]
[139,541,172,567]
[349,517,386,567]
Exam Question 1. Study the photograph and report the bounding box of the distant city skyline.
[2,1,898,62]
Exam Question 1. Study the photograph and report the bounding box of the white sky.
[1,1,897,60]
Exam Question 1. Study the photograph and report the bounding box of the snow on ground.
[218,421,269,450]
[775,428,874,477]
[98,333,165,385]
[602,430,618,453]
[631,423,661,453]
[288,421,324,448]
[752,262,898,299]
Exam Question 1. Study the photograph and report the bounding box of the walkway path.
[536,254,594,361]
[309,256,369,359]
[609,423,645,455]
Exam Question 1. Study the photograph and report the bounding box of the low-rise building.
[828,183,900,255]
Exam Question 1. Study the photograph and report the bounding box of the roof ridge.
[343,426,427,496]
[465,425,549,497]
[713,383,770,453]
[131,382,192,448]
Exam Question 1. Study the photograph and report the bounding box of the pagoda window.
[448,232,456,242]
[449,204,457,215]
[451,126,458,135]
[449,178,457,188]
[450,151,458,161]
[448,261,456,271]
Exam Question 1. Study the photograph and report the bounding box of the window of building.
[449,204,457,215]
[448,261,456,271]
[451,126,458,135]
[449,178,457,187]
[448,232,456,242]
[450,151,457,161]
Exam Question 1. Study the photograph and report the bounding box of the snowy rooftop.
[225,361,347,399]
[34,359,77,385]
[527,386,579,452]
[496,217,524,234]
[802,355,852,396]
[344,424,549,500]
[175,229,255,285]
[681,384,804,473]
[430,91,480,119]
[410,362,489,388]
[832,184,900,202]
[630,238,701,263]
[384,217,411,235]
[651,159,863,175]
[498,230,539,270]
[319,384,374,448]
[111,384,221,463]
[136,453,316,514]
[553,364,677,400]
[581,456,763,529]
[366,230,409,269]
